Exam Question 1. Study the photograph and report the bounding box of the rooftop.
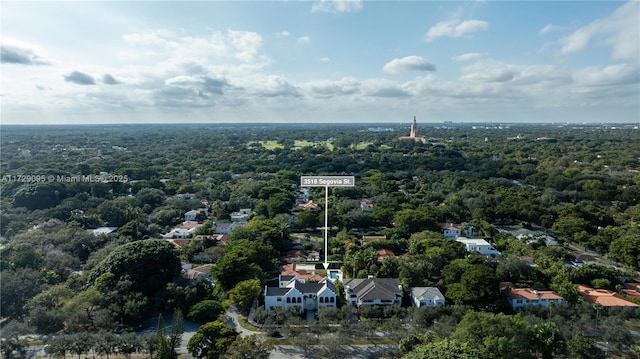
[577,284,639,307]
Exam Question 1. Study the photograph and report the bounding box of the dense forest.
[1,122,640,358]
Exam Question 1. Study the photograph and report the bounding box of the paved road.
[224,304,261,337]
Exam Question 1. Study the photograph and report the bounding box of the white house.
[507,287,563,311]
[441,223,475,238]
[213,222,242,234]
[410,287,446,308]
[87,227,118,235]
[456,237,501,256]
[264,275,337,313]
[230,208,252,223]
[185,208,208,222]
[343,278,403,307]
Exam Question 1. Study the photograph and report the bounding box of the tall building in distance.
[398,116,426,143]
[410,116,418,138]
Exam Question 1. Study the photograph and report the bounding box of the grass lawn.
[238,317,262,332]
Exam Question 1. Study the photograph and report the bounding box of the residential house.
[162,227,197,239]
[297,200,319,210]
[517,233,559,246]
[185,208,208,222]
[577,285,639,307]
[297,188,309,202]
[623,283,640,301]
[505,286,564,310]
[410,287,446,308]
[264,275,337,313]
[362,235,386,245]
[280,263,343,283]
[456,237,501,256]
[343,277,403,307]
[360,199,374,212]
[87,227,118,235]
[173,193,195,200]
[282,250,308,262]
[230,208,252,223]
[181,264,214,283]
[440,223,475,238]
[377,249,395,263]
[213,222,242,234]
[441,223,462,238]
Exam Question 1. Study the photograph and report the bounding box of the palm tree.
[594,303,603,329]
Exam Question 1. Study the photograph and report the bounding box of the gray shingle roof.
[410,287,444,301]
[343,278,401,301]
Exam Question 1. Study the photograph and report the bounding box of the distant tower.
[410,116,418,138]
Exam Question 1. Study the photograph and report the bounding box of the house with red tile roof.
[622,283,640,301]
[376,249,396,263]
[280,263,326,282]
[507,287,563,310]
[577,284,639,307]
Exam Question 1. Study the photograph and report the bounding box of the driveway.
[224,304,261,337]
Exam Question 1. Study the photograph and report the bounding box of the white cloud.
[276,31,290,38]
[452,52,484,62]
[122,29,270,65]
[297,36,311,44]
[311,0,363,13]
[538,24,562,36]
[560,1,639,61]
[237,74,301,98]
[383,56,436,74]
[575,64,640,87]
[362,78,411,98]
[300,77,360,98]
[425,20,488,42]
[319,57,331,63]
[165,75,205,88]
[1,37,50,65]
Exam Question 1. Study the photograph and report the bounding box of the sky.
[1,0,639,125]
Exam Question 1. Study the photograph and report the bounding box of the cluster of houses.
[263,220,639,316]
[161,206,251,239]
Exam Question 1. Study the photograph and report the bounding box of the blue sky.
[1,1,638,124]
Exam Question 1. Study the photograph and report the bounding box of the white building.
[410,287,446,307]
[213,222,242,234]
[507,287,563,311]
[456,237,501,256]
[230,208,252,223]
[184,208,208,222]
[264,275,337,313]
[441,223,475,238]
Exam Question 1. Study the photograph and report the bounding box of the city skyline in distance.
[1,1,638,125]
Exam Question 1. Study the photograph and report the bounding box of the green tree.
[228,278,261,312]
[188,300,226,323]
[446,263,499,307]
[531,322,566,359]
[221,335,272,359]
[90,239,181,296]
[157,315,172,359]
[403,338,480,359]
[168,310,185,359]
[608,234,640,268]
[454,311,534,359]
[187,321,239,359]
[211,239,278,290]
[1,336,27,359]
[567,333,606,359]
